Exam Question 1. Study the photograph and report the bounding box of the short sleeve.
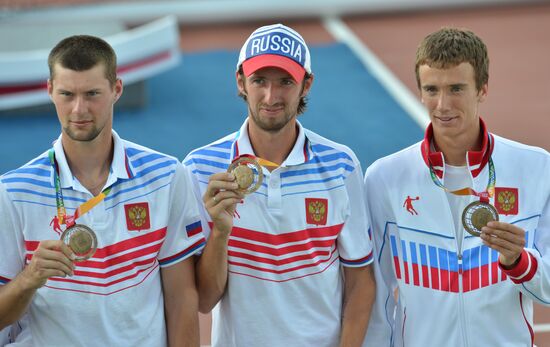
[157,164,206,267]
[0,181,26,284]
[337,162,374,267]
[182,155,213,241]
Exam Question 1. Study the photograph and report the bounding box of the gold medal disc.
[228,157,263,194]
[461,201,499,237]
[60,224,98,261]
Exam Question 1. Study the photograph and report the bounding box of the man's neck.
[247,122,298,169]
[433,127,483,167]
[62,132,113,196]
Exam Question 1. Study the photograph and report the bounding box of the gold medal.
[227,156,263,194]
[462,201,499,237]
[60,224,98,261]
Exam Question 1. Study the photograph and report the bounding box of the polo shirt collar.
[420,117,494,179]
[51,130,133,189]
[231,118,311,166]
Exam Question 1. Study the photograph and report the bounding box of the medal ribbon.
[429,157,495,203]
[49,148,112,228]
[237,154,279,168]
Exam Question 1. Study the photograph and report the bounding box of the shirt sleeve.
[158,163,206,267]
[0,181,26,284]
[362,163,398,347]
[336,160,373,267]
[500,160,550,304]
[182,156,213,242]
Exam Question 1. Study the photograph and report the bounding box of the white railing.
[0,16,179,111]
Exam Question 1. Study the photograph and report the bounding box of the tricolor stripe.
[159,238,205,266]
[185,221,203,238]
[340,251,373,266]
[389,236,513,293]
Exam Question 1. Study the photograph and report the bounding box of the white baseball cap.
[236,23,312,83]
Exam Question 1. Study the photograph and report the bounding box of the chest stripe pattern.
[2,144,205,295]
[389,231,533,293]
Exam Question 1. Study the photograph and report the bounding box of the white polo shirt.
[0,130,205,346]
[184,119,372,347]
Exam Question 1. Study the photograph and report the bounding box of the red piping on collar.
[421,118,494,178]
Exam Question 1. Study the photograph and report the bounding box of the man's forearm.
[162,258,200,347]
[0,273,36,329]
[196,227,230,313]
[165,288,199,347]
[340,265,376,347]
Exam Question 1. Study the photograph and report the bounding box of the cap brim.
[242,54,306,83]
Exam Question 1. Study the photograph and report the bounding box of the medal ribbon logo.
[49,148,112,229]
[428,156,495,203]
[426,139,498,236]
[237,154,279,168]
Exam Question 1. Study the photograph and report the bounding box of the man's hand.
[203,172,244,236]
[20,240,75,290]
[481,221,526,268]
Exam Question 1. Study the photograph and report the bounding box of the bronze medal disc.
[60,224,98,261]
[461,201,499,237]
[228,157,263,194]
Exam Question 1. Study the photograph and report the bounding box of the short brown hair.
[48,35,117,85]
[415,27,489,91]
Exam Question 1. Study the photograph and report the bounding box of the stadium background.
[1,0,549,345]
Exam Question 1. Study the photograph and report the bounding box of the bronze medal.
[228,157,263,194]
[60,224,98,261]
[461,201,499,237]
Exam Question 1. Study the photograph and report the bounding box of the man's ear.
[47,79,54,100]
[478,83,488,103]
[114,78,123,102]
[301,73,314,97]
[236,72,247,96]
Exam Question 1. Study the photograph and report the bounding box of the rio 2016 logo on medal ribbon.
[125,202,151,231]
[305,198,328,226]
[495,187,519,215]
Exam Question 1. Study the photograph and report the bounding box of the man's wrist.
[15,268,40,294]
[499,255,521,270]
[211,225,231,243]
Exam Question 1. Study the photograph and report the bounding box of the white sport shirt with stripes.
[0,130,205,346]
[184,119,373,347]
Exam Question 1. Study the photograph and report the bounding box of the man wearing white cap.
[184,24,375,346]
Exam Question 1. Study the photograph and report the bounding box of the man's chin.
[64,129,101,142]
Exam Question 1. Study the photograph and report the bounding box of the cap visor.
[242,54,306,83]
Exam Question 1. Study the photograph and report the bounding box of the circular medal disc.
[461,201,499,237]
[60,224,97,261]
[227,157,263,194]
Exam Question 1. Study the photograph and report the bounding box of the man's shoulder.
[366,141,422,175]
[119,138,185,186]
[182,132,237,167]
[122,138,179,163]
[304,128,361,166]
[493,134,550,160]
[1,149,51,181]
